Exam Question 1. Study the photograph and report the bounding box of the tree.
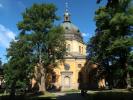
[4,34,33,98]
[87,6,113,89]
[0,59,3,76]
[104,0,133,89]
[87,0,133,89]
[0,59,2,69]
[17,3,66,93]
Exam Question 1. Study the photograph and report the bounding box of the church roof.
[61,9,83,43]
[61,22,80,35]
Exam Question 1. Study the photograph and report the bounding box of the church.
[31,4,88,91]
[53,7,87,90]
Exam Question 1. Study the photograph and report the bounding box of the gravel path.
[53,92,85,100]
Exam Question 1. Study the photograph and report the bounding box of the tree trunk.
[38,62,46,94]
[37,50,47,94]
[126,71,131,89]
[125,63,132,89]
[39,72,46,94]
[10,80,16,100]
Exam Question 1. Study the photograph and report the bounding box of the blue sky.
[0,0,106,63]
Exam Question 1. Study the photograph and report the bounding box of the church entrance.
[64,76,70,88]
[61,71,73,90]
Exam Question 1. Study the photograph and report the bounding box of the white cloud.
[81,32,89,37]
[0,24,15,48]
[0,3,3,8]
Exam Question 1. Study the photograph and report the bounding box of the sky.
[0,0,106,63]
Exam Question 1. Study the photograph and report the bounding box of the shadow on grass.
[0,93,84,100]
[0,93,56,100]
[56,91,133,100]
[1,90,133,100]
[86,91,133,100]
[0,95,57,100]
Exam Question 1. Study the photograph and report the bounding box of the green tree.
[105,0,133,89]
[87,6,114,89]
[0,59,3,76]
[87,0,133,89]
[17,3,65,93]
[0,59,2,69]
[4,34,33,98]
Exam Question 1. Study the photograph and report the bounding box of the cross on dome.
[64,1,71,22]
[65,2,68,12]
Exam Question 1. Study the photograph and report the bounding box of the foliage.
[87,0,133,88]
[0,59,3,76]
[128,52,133,72]
[17,3,65,67]
[4,3,66,95]
[4,34,34,97]
[17,3,66,92]
[0,59,2,69]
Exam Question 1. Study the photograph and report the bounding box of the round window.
[64,63,70,70]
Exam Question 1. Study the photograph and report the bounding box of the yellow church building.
[53,9,86,90]
[31,6,105,91]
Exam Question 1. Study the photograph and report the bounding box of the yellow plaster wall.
[54,39,86,90]
[66,40,86,55]
[54,61,82,89]
[54,58,86,90]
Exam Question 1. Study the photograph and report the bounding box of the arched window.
[79,46,81,54]
[82,47,83,54]
[66,16,68,21]
[78,64,82,68]
[65,27,69,30]
[66,44,70,52]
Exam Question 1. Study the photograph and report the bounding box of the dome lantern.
[61,2,84,43]
[64,11,71,22]
[64,2,71,22]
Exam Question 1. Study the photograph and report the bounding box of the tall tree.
[17,3,66,93]
[4,34,33,98]
[87,6,113,89]
[105,0,133,89]
[87,0,133,89]
[0,59,3,76]
[0,59,2,69]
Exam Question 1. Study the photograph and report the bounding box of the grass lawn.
[30,92,56,100]
[1,89,133,100]
[0,92,9,96]
[0,92,56,100]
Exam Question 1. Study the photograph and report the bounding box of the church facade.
[53,9,86,90]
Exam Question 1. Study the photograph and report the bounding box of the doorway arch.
[64,76,70,88]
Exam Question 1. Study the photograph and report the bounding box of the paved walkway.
[53,92,85,100]
[53,92,66,97]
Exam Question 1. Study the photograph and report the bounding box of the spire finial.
[65,2,68,12]
[64,1,71,22]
